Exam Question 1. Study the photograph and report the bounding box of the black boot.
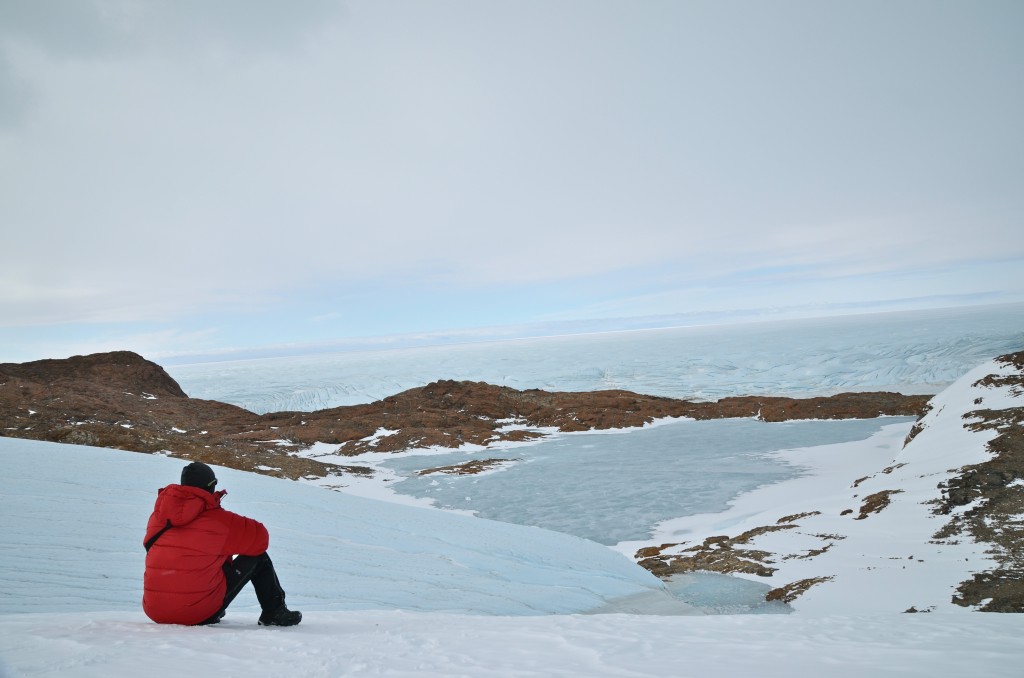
[221,553,301,626]
[258,605,302,627]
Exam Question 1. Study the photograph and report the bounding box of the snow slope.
[619,356,1023,614]
[0,439,678,618]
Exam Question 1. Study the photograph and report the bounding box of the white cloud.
[1,1,1022,351]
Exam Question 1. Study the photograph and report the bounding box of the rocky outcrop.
[0,350,188,399]
[636,524,798,578]
[766,577,834,604]
[0,351,348,480]
[935,352,1024,611]
[417,459,520,476]
[1,351,930,483]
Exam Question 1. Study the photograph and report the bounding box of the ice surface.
[0,438,680,618]
[664,572,789,615]
[376,417,911,545]
[167,304,1024,413]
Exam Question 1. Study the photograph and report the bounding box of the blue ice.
[378,417,909,546]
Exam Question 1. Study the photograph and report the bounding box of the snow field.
[3,608,1023,678]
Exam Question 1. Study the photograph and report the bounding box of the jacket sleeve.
[143,511,167,547]
[219,510,270,556]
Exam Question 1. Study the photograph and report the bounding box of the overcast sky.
[2,0,1022,363]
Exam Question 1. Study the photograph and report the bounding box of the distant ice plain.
[169,304,1024,414]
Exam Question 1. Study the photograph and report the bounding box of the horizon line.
[155,299,1024,368]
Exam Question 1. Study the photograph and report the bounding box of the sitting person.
[142,461,301,626]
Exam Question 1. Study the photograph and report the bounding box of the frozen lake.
[377,417,909,545]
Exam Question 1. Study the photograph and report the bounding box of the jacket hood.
[152,484,226,527]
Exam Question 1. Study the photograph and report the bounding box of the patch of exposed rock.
[933,352,1024,611]
[636,514,838,582]
[0,352,362,481]
[766,577,834,604]
[854,489,904,520]
[637,522,804,579]
[418,458,520,476]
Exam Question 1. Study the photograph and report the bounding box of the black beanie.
[181,462,217,492]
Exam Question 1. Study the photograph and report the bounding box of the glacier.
[167,303,1024,414]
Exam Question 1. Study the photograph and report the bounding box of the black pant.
[199,552,286,624]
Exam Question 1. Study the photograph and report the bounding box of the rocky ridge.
[939,351,1024,610]
[0,351,929,483]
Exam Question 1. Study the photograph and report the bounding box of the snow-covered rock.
[628,353,1024,614]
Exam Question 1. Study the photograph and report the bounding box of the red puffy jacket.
[142,484,269,625]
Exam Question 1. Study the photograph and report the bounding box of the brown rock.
[934,351,1024,611]
[635,526,797,578]
[417,458,520,476]
[0,351,932,485]
[766,577,834,603]
[854,489,903,520]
